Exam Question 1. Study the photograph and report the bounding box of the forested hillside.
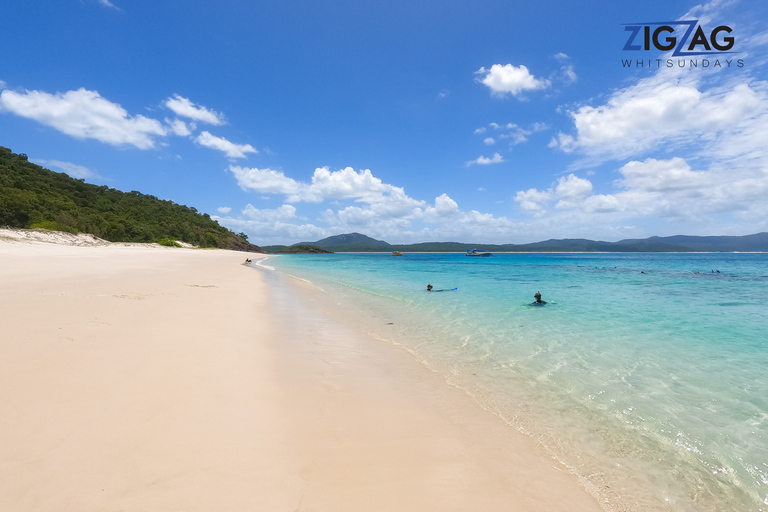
[0,147,263,252]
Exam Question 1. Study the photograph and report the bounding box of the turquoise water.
[260,252,768,511]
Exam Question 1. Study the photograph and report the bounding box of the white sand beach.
[0,234,604,511]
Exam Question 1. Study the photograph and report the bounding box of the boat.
[391,251,403,256]
[466,249,492,257]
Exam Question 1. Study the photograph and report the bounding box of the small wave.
[253,257,275,270]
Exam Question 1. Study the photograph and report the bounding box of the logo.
[621,20,742,68]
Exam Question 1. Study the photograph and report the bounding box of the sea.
[256,252,768,512]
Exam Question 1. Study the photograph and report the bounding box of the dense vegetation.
[0,147,263,252]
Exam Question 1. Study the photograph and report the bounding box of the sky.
[2,0,767,245]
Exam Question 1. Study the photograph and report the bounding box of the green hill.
[293,233,768,253]
[0,147,263,252]
[297,232,391,252]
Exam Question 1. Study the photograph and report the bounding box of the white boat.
[466,249,492,257]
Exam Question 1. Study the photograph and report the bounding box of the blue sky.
[2,0,767,244]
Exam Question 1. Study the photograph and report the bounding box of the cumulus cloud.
[222,164,524,244]
[35,159,100,180]
[0,88,166,149]
[165,94,224,125]
[217,206,232,214]
[229,165,426,212]
[214,204,327,246]
[242,203,297,221]
[318,193,514,243]
[475,64,550,97]
[550,78,765,161]
[513,155,768,236]
[466,153,503,166]
[229,166,303,198]
[514,174,592,213]
[195,131,257,158]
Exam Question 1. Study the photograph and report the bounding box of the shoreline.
[0,240,604,511]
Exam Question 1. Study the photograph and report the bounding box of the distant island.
[263,232,768,253]
[0,147,263,252]
[271,244,333,254]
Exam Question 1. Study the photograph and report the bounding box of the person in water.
[427,283,433,292]
[534,291,547,304]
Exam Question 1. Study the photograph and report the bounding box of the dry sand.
[0,236,605,511]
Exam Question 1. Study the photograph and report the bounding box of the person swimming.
[533,291,547,305]
[427,283,433,292]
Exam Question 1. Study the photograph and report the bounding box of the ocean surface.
[258,252,768,512]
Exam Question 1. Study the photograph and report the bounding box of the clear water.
[260,252,768,512]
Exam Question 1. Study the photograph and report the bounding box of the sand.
[0,236,605,511]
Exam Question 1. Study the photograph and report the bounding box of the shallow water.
[261,252,768,512]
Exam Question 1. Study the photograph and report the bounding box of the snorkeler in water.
[427,283,433,292]
[533,291,547,305]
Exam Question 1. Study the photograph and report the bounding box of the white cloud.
[477,121,541,147]
[513,156,768,236]
[35,159,99,180]
[215,205,327,246]
[195,131,257,158]
[217,206,232,214]
[421,193,460,221]
[0,80,6,90]
[229,166,303,198]
[466,153,503,166]
[514,174,592,212]
[165,94,224,125]
[560,64,577,83]
[166,118,193,136]
[550,78,764,160]
[98,0,120,9]
[515,188,553,213]
[229,165,426,212]
[475,64,550,97]
[617,157,709,193]
[318,194,514,244]
[553,174,592,208]
[0,88,166,149]
[474,127,486,134]
[242,203,297,221]
[552,53,576,83]
[222,165,525,244]
[437,89,449,100]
